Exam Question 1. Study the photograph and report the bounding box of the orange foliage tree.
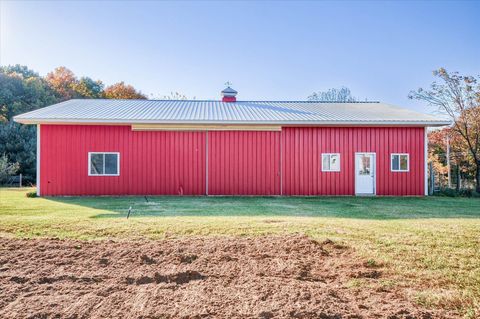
[428,128,448,176]
[45,67,78,100]
[428,127,475,188]
[104,82,147,99]
[46,67,104,100]
[46,67,145,101]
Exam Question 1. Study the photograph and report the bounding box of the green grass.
[1,187,479,315]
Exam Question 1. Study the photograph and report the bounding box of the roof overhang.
[13,117,452,127]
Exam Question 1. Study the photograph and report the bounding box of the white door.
[355,153,376,195]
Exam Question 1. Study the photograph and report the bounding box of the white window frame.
[391,153,409,172]
[321,153,341,172]
[88,152,120,176]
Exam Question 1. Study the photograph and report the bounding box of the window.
[358,155,371,175]
[391,153,409,172]
[88,152,119,176]
[322,153,340,172]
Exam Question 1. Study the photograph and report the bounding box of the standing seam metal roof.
[13,99,450,126]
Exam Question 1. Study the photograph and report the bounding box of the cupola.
[221,86,237,102]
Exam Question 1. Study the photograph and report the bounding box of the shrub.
[26,191,37,198]
[434,188,480,198]
[0,154,20,184]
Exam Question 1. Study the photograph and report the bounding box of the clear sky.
[1,0,479,113]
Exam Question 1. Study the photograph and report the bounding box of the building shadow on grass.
[45,195,480,220]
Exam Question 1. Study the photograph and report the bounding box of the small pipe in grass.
[127,206,132,219]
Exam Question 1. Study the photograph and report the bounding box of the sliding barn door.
[207,131,281,195]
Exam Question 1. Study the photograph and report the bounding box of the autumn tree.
[410,68,480,192]
[45,66,78,100]
[46,67,106,99]
[428,128,449,177]
[104,82,147,99]
[308,87,357,102]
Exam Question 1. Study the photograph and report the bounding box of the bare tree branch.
[410,68,480,192]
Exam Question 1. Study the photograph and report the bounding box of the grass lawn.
[1,187,479,316]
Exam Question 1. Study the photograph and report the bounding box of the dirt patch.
[126,270,205,286]
[0,235,454,318]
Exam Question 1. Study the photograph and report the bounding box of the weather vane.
[225,81,232,87]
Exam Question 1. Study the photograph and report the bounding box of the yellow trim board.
[131,124,282,131]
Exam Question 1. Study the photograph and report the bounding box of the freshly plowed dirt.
[0,236,451,318]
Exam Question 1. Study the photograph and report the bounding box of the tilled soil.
[0,235,453,319]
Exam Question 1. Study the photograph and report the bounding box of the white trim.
[205,131,209,195]
[280,129,283,195]
[321,153,341,172]
[354,152,376,195]
[13,118,452,127]
[36,124,40,196]
[424,127,428,196]
[88,152,120,176]
[390,153,410,172]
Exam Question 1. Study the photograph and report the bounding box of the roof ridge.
[69,99,381,103]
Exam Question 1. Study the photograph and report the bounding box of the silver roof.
[13,99,450,126]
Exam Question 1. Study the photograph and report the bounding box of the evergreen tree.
[0,122,36,184]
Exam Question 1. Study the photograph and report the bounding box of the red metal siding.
[207,131,281,195]
[39,125,425,196]
[282,127,425,196]
[40,125,206,196]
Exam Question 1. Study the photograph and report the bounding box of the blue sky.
[1,0,479,112]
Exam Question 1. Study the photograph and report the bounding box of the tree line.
[0,65,147,184]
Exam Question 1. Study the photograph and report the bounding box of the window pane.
[322,155,330,171]
[330,154,340,171]
[392,155,399,171]
[359,156,370,175]
[104,154,118,174]
[400,155,408,171]
[90,154,104,174]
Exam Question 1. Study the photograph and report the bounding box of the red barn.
[14,87,449,196]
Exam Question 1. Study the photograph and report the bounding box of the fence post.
[428,162,435,195]
[19,174,22,188]
[457,166,461,191]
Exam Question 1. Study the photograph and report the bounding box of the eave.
[13,117,452,127]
